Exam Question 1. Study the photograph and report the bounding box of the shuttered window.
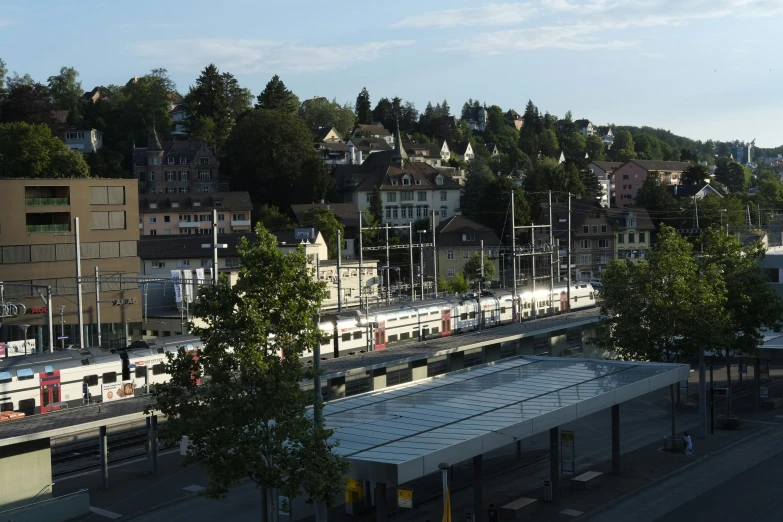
[2,246,31,264]
[108,186,125,205]
[31,244,56,262]
[90,186,109,204]
[91,211,109,230]
[55,244,75,261]
[109,211,125,229]
[120,241,137,257]
[81,242,100,259]
[99,242,120,258]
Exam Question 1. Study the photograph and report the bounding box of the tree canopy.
[355,87,372,125]
[463,252,496,282]
[47,66,82,121]
[300,97,356,140]
[303,208,345,259]
[256,75,299,114]
[0,122,90,178]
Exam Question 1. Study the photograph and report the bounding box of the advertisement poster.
[183,269,193,303]
[195,268,205,292]
[0,340,36,357]
[102,380,135,402]
[171,270,182,303]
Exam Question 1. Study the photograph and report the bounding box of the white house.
[575,119,595,136]
[454,142,475,163]
[64,128,103,153]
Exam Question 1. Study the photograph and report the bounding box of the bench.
[762,398,783,410]
[571,471,604,491]
[499,497,538,520]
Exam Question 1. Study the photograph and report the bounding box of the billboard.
[0,340,36,357]
[102,380,135,402]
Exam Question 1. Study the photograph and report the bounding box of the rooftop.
[139,191,252,211]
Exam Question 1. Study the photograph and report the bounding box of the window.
[385,208,391,219]
[628,233,635,243]
[436,175,444,185]
[179,260,191,267]
[198,170,211,180]
[149,216,157,224]
[180,156,187,164]
[18,399,35,413]
[153,364,166,375]
[166,171,175,181]
[418,192,427,201]
[621,194,632,200]
[0,402,12,412]
[392,180,398,186]
[448,266,455,277]
[599,254,608,264]
[149,173,155,181]
[342,333,351,342]
[167,156,175,165]
[387,192,397,202]
[149,229,157,236]
[353,331,362,340]
[601,225,607,233]
[598,239,609,249]
[218,227,226,234]
[0,372,11,384]
[415,180,422,185]
[66,132,85,140]
[200,214,210,222]
[440,191,447,201]
[232,213,246,221]
[148,157,161,166]
[592,225,598,233]
[447,250,454,260]
[402,177,411,186]
[639,232,646,243]
[102,372,117,383]
[152,260,166,268]
[135,367,146,379]
[403,206,413,218]
[164,215,170,223]
[462,233,475,241]
[463,250,469,260]
[392,207,398,219]
[440,206,447,218]
[627,215,636,227]
[179,187,189,194]
[366,194,372,203]
[579,254,592,264]
[165,187,174,194]
[218,214,225,221]
[618,234,624,244]
[180,171,189,181]
[180,214,191,222]
[401,192,414,201]
[199,158,210,165]
[583,225,589,233]
[579,239,591,248]
[622,174,629,180]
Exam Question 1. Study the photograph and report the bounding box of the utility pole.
[567,193,572,312]
[511,191,518,322]
[46,286,53,353]
[59,305,66,351]
[202,209,227,285]
[74,217,85,348]
[431,211,438,297]
[358,212,363,309]
[418,230,426,299]
[480,239,485,295]
[409,222,415,301]
[694,196,699,228]
[548,191,554,316]
[758,203,762,228]
[95,266,102,347]
[385,223,390,305]
[337,229,342,312]
[531,226,537,318]
[312,308,326,522]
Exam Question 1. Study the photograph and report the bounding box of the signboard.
[195,268,205,291]
[183,270,193,303]
[279,495,291,516]
[29,306,48,314]
[171,270,182,303]
[761,367,770,381]
[561,431,575,476]
[397,488,413,509]
[761,386,769,399]
[295,228,315,240]
[102,380,135,402]
[112,298,137,306]
[0,340,35,357]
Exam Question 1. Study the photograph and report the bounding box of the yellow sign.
[345,479,364,504]
[561,431,574,442]
[398,488,413,509]
[345,479,362,492]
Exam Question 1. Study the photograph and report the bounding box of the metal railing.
[25,197,69,206]
[26,224,71,233]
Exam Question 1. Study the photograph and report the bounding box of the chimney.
[357,150,363,164]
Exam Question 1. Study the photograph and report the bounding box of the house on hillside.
[346,137,392,164]
[667,183,723,200]
[588,161,623,208]
[404,142,445,168]
[613,160,691,206]
[610,208,654,262]
[437,214,500,283]
[575,119,596,137]
[313,126,343,143]
[453,142,475,163]
[64,128,103,153]
[598,126,614,148]
[291,202,360,258]
[463,106,487,132]
[353,124,394,145]
[315,142,351,165]
[506,109,524,130]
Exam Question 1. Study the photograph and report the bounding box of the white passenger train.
[0,283,595,416]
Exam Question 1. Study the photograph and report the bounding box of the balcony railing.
[26,224,70,233]
[231,220,251,227]
[25,197,69,206]
[178,221,200,228]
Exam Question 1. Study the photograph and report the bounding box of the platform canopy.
[324,356,688,485]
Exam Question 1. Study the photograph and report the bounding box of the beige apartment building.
[138,192,252,236]
[0,178,142,349]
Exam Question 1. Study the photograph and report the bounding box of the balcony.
[26,224,70,233]
[25,197,70,206]
[231,220,251,227]
[179,221,200,228]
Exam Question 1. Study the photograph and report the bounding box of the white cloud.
[443,24,636,53]
[0,17,14,27]
[391,3,536,29]
[127,39,414,74]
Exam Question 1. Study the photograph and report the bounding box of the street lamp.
[18,324,30,355]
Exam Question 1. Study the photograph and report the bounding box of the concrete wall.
[0,439,53,511]
[0,489,89,522]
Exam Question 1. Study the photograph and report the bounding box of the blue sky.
[1,0,782,147]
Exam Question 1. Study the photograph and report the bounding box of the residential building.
[453,141,475,163]
[610,208,654,261]
[64,128,103,153]
[0,178,142,349]
[588,161,623,208]
[436,215,500,284]
[291,202,360,258]
[486,143,500,157]
[575,119,596,136]
[404,142,445,168]
[613,160,692,206]
[133,130,222,195]
[82,86,108,104]
[315,142,351,165]
[667,183,723,201]
[353,124,393,145]
[334,128,462,226]
[138,233,250,278]
[347,137,391,164]
[300,96,328,114]
[463,106,487,132]
[728,140,754,165]
[506,109,524,131]
[170,104,188,136]
[138,192,252,236]
[598,126,614,148]
[313,126,343,143]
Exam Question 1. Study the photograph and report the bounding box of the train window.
[431,327,439,334]
[341,333,351,342]
[81,360,90,366]
[18,399,35,414]
[590,292,595,300]
[387,317,397,322]
[321,337,332,346]
[157,348,165,354]
[0,371,11,384]
[431,310,440,315]
[152,364,167,375]
[16,368,34,380]
[460,313,468,321]
[469,312,476,319]
[84,375,98,386]
[102,372,117,383]
[0,402,12,412]
[388,334,399,342]
[400,332,410,340]
[135,367,146,379]
[501,307,506,314]
[353,331,362,340]
[44,365,54,376]
[186,344,195,351]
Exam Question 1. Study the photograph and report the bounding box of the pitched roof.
[134,140,218,165]
[666,183,723,200]
[291,203,360,228]
[608,207,655,230]
[354,124,391,138]
[453,141,471,155]
[506,109,522,120]
[403,142,441,158]
[334,150,461,193]
[138,233,251,260]
[589,161,623,173]
[574,119,593,127]
[348,137,392,154]
[139,191,252,211]
[625,160,692,172]
[436,215,500,247]
[313,126,343,142]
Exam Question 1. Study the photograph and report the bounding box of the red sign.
[29,307,48,314]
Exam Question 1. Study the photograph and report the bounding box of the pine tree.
[256,75,299,114]
[355,87,372,125]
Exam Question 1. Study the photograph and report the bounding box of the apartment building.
[614,160,692,206]
[0,178,142,349]
[138,192,252,236]
[64,128,103,153]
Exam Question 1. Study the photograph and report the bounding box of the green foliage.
[0,58,6,94]
[462,252,496,281]
[538,129,559,158]
[254,204,293,231]
[5,71,34,90]
[369,187,383,224]
[714,158,749,192]
[47,66,82,121]
[300,97,356,139]
[578,165,603,202]
[256,75,299,114]
[303,207,345,259]
[0,122,90,178]
[634,171,678,216]
[226,109,321,209]
[153,225,350,511]
[355,87,372,125]
[84,148,128,178]
[682,164,709,185]
[611,131,636,161]
[118,70,174,141]
[372,97,394,130]
[695,194,745,229]
[478,175,530,238]
[439,273,471,295]
[0,83,57,127]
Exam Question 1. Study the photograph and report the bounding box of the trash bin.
[543,480,553,502]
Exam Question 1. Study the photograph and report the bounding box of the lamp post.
[59,306,66,351]
[19,324,30,355]
[417,229,427,299]
[438,462,450,521]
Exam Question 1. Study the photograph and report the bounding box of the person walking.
[683,431,693,456]
[487,503,499,522]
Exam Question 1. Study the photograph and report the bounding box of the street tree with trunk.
[153,226,350,521]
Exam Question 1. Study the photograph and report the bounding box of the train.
[0,283,596,416]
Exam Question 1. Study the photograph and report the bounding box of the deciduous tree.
[304,208,344,258]
[47,66,82,121]
[463,252,496,281]
[300,98,356,139]
[0,122,89,178]
[682,164,710,185]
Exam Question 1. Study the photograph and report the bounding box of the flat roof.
[325,356,688,485]
[0,397,151,447]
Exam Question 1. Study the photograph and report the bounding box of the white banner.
[171,270,182,303]
[195,268,205,292]
[102,380,135,402]
[0,340,35,357]
[183,270,193,303]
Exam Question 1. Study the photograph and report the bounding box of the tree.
[697,230,783,418]
[372,97,394,130]
[462,158,495,221]
[47,66,82,121]
[682,164,709,185]
[226,109,321,209]
[463,252,496,282]
[538,129,559,158]
[256,75,299,114]
[84,148,128,178]
[153,226,349,521]
[223,72,253,119]
[355,87,372,125]
[0,58,6,94]
[579,165,603,202]
[0,122,90,178]
[369,187,383,224]
[304,208,344,258]
[5,71,34,90]
[695,194,745,229]
[0,83,57,127]
[300,98,356,139]
[439,273,470,295]
[119,70,174,142]
[477,175,530,238]
[634,171,678,217]
[611,131,635,161]
[715,159,748,193]
[255,204,293,231]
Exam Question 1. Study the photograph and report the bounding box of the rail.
[25,197,70,206]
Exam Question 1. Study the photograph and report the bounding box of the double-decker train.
[0,283,595,416]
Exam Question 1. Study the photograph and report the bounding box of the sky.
[1,0,782,147]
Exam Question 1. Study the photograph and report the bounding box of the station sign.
[295,228,315,240]
[113,298,137,306]
[397,488,413,509]
[28,306,48,314]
